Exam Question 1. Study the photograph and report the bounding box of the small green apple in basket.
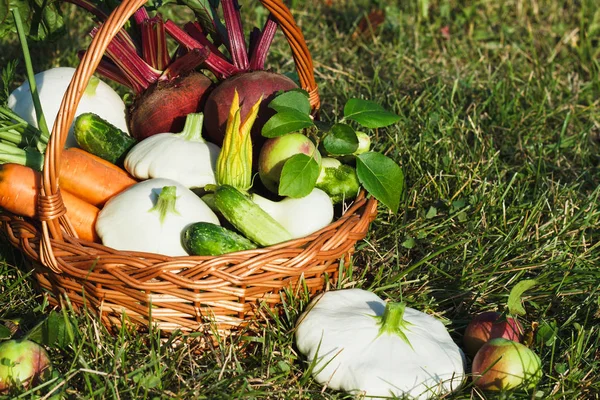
[257,89,405,212]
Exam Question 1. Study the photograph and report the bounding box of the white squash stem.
[150,185,180,223]
[377,302,414,347]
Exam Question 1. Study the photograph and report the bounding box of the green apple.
[258,133,321,194]
[0,339,51,391]
[472,338,542,391]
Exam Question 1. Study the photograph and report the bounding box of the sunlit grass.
[1,0,599,398]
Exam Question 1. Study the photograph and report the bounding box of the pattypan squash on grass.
[295,289,466,399]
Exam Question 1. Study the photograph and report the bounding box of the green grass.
[1,0,600,398]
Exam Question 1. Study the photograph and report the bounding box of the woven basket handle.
[38,0,319,271]
[259,0,320,110]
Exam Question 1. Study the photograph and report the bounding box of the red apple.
[472,338,542,391]
[463,311,523,357]
[0,339,51,391]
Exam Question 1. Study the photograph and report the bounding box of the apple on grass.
[472,338,542,391]
[463,311,524,357]
[0,339,51,392]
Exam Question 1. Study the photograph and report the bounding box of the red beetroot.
[165,0,302,150]
[463,311,523,357]
[203,71,298,147]
[128,72,213,140]
[70,5,218,141]
[71,0,305,144]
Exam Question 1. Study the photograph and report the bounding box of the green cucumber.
[74,113,137,164]
[213,185,293,247]
[182,222,256,256]
[200,193,219,214]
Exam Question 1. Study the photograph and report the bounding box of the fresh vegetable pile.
[0,2,403,258]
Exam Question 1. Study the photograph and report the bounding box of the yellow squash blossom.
[216,90,262,191]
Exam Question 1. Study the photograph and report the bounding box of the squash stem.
[84,76,100,96]
[377,302,414,348]
[150,186,180,224]
[177,113,206,142]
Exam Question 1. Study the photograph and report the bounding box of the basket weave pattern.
[0,0,378,332]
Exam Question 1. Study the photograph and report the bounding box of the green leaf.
[177,0,222,38]
[344,99,401,129]
[536,320,558,346]
[401,237,415,249]
[425,206,437,219]
[261,109,314,138]
[356,152,403,213]
[25,310,75,349]
[322,123,359,155]
[268,89,311,115]
[0,0,66,40]
[0,324,11,339]
[278,153,320,198]
[507,279,537,316]
[554,363,567,375]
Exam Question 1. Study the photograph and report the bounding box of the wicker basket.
[0,0,378,333]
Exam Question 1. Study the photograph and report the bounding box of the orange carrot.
[59,148,137,207]
[0,163,100,242]
[60,190,100,242]
[0,163,39,218]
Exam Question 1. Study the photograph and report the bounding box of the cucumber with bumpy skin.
[182,222,256,256]
[74,113,137,164]
[213,185,293,247]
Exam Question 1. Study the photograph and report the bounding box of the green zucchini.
[182,222,256,256]
[213,185,293,247]
[74,113,137,164]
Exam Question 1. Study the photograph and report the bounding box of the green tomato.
[316,157,360,204]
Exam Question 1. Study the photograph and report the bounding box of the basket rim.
[1,190,378,263]
[0,192,378,295]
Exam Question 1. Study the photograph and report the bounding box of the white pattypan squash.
[295,289,466,399]
[8,67,129,149]
[96,178,220,256]
[124,113,220,188]
[251,188,334,239]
